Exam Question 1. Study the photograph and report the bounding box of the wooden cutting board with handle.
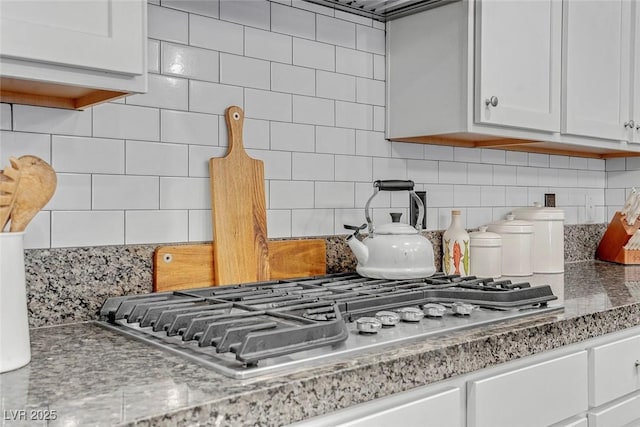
[210,106,270,285]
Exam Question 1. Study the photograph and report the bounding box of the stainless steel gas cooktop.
[98,273,561,379]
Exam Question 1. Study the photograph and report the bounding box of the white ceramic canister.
[442,210,470,276]
[487,215,534,276]
[512,203,565,273]
[0,232,31,373]
[469,226,502,278]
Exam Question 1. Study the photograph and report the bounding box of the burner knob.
[423,303,446,318]
[451,302,476,316]
[375,311,400,326]
[396,307,425,322]
[356,317,383,334]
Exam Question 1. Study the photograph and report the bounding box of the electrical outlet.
[410,191,427,229]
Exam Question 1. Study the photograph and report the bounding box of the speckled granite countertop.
[3,260,640,427]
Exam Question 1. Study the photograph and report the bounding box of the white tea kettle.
[346,180,436,279]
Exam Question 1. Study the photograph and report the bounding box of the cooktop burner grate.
[99,273,560,379]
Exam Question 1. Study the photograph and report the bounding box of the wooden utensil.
[10,155,56,232]
[0,158,21,232]
[209,106,269,285]
[153,240,326,292]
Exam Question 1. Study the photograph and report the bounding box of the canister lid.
[512,202,565,221]
[469,226,502,247]
[487,214,533,234]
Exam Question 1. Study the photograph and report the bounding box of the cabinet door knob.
[635,360,640,368]
[625,120,635,128]
[485,96,499,107]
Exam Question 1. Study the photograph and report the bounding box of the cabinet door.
[563,0,631,141]
[0,0,145,76]
[589,391,640,427]
[289,387,462,427]
[467,351,588,427]
[632,2,640,143]
[475,0,561,132]
[589,334,640,407]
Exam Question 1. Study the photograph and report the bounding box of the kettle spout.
[347,234,368,265]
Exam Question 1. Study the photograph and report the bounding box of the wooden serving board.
[209,106,269,285]
[153,240,326,292]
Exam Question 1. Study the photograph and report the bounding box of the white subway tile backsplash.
[0,103,10,130]
[292,209,334,236]
[241,119,271,149]
[356,78,385,106]
[292,152,334,180]
[408,159,438,184]
[245,27,292,63]
[549,155,570,169]
[335,208,365,234]
[93,103,159,141]
[424,145,454,161]
[439,161,467,184]
[335,10,372,26]
[391,141,423,159]
[467,207,493,229]
[0,131,50,165]
[92,175,159,209]
[355,130,390,157]
[315,182,354,207]
[527,187,547,206]
[267,209,291,238]
[126,74,188,110]
[189,81,244,115]
[569,156,589,170]
[467,163,493,185]
[14,105,91,136]
[372,157,407,180]
[189,209,213,241]
[126,210,188,244]
[606,158,626,171]
[162,0,219,18]
[148,40,160,74]
[52,211,124,247]
[220,54,270,90]
[528,153,549,168]
[189,145,226,177]
[52,136,124,174]
[516,166,538,186]
[271,122,315,152]
[190,14,244,55]
[557,168,579,187]
[588,158,605,171]
[293,0,334,16]
[248,149,292,180]
[293,95,334,126]
[126,140,188,176]
[505,151,528,166]
[162,43,220,82]
[316,71,356,102]
[373,20,386,31]
[335,155,372,182]
[453,147,481,163]
[271,3,315,39]
[578,170,605,188]
[336,101,372,130]
[481,186,505,207]
[480,149,505,165]
[245,89,292,122]
[220,0,270,30]
[625,157,640,171]
[24,211,49,249]
[493,165,517,185]
[317,15,356,49]
[373,55,385,81]
[161,110,219,145]
[270,180,314,208]
[160,177,210,209]
[373,105,385,132]
[538,168,559,187]
[148,4,188,44]
[605,188,625,206]
[356,25,385,55]
[505,186,528,206]
[355,182,389,207]
[316,126,355,155]
[293,38,335,71]
[46,174,91,210]
[336,47,373,78]
[454,185,481,207]
[271,63,315,96]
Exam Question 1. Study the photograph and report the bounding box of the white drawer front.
[551,416,588,427]
[589,334,640,406]
[589,391,640,427]
[468,351,588,427]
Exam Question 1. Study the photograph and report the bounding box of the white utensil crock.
[469,226,502,278]
[0,232,31,373]
[487,215,534,276]
[513,203,565,273]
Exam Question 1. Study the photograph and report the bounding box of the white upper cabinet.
[476,0,561,131]
[0,0,147,110]
[562,0,631,141]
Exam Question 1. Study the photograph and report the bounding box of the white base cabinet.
[290,325,640,427]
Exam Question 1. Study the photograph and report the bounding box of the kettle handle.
[365,180,424,234]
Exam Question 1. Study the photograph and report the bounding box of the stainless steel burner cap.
[451,302,476,315]
[395,307,425,322]
[422,303,446,317]
[356,317,383,334]
[375,310,400,326]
